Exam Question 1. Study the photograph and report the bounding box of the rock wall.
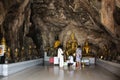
[0,0,43,63]
[0,0,120,63]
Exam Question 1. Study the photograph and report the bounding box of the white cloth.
[68,56,74,63]
[57,48,64,67]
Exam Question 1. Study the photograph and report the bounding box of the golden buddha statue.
[71,32,78,50]
[0,37,6,56]
[21,46,25,61]
[14,48,19,62]
[15,48,18,57]
[65,32,78,58]
[52,38,61,56]
[1,37,6,45]
[0,47,2,56]
[1,37,6,52]
[54,40,60,48]
[28,45,32,55]
[6,48,11,59]
[83,40,90,54]
[5,48,11,63]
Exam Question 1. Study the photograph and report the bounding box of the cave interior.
[0,0,120,63]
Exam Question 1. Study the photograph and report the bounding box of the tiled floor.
[0,64,119,80]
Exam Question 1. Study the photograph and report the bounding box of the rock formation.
[0,0,120,63]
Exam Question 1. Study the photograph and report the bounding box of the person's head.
[58,45,63,49]
[78,45,81,48]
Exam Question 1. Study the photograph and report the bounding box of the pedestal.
[82,57,95,65]
[2,64,8,76]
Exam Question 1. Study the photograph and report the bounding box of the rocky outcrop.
[0,0,120,63]
[0,0,43,63]
[31,0,120,61]
[101,0,115,36]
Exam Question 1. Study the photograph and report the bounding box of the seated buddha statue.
[53,39,61,56]
[71,32,78,50]
[54,40,61,48]
[83,40,90,54]
[65,32,78,59]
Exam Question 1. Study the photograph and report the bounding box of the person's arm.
[59,48,64,55]
[79,50,82,58]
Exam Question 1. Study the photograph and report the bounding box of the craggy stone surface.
[0,0,120,62]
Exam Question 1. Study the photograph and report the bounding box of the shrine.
[65,32,78,60]
[0,0,120,80]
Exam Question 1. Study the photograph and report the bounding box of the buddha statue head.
[54,40,60,48]
[85,41,88,46]
[71,32,75,41]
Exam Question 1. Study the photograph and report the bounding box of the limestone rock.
[0,0,120,62]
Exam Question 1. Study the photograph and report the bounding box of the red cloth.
[49,57,54,63]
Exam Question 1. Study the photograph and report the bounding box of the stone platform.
[0,63,119,80]
[0,59,43,76]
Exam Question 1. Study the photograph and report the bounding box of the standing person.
[76,45,82,69]
[57,45,64,68]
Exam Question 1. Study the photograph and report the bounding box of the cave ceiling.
[0,0,120,55]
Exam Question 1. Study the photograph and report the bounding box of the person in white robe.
[57,45,64,68]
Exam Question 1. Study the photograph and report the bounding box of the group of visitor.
[57,45,82,70]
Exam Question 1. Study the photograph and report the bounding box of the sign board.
[0,45,5,56]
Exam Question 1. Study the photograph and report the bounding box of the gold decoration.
[15,48,18,57]
[1,37,6,45]
[28,45,32,55]
[83,40,90,54]
[22,47,24,50]
[21,46,25,61]
[54,40,60,48]
[1,37,6,52]
[14,48,19,62]
[4,48,11,63]
[21,46,24,57]
[7,48,10,58]
[71,32,75,40]
[65,32,78,58]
